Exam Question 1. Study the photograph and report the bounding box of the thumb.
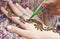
[6,25,32,39]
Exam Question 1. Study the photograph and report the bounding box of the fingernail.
[16,3,18,5]
[1,7,8,14]
[1,7,4,10]
[7,26,12,30]
[1,7,6,10]
[9,1,12,4]
[1,7,4,9]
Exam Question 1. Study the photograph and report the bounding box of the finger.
[8,1,43,26]
[58,9,60,14]
[26,7,33,14]
[1,7,26,29]
[48,8,60,15]
[15,3,31,17]
[1,7,11,19]
[45,0,56,4]
[7,26,32,39]
[1,7,37,30]
[42,0,56,8]
[26,7,44,25]
[8,1,29,20]
[8,1,23,17]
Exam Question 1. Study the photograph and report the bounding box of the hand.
[1,0,60,39]
[42,0,60,15]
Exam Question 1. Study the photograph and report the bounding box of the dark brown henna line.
[1,9,26,29]
[18,16,43,31]
[8,1,23,17]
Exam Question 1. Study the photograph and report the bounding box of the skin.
[42,0,60,15]
[0,0,60,39]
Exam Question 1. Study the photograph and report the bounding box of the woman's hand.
[0,0,60,39]
[42,0,60,15]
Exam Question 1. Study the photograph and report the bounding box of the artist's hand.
[1,1,60,39]
[42,0,60,15]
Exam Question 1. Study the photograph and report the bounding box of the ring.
[20,13,27,17]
